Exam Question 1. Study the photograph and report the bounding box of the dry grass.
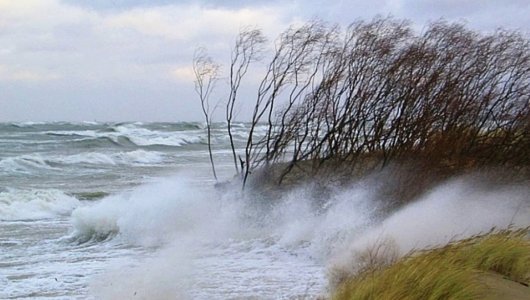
[332,229,530,300]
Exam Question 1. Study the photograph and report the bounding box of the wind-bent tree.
[226,28,266,175]
[193,48,220,181]
[242,21,333,186]
[194,17,530,187]
[241,18,530,185]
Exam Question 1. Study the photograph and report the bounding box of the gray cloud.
[61,0,281,10]
[396,0,530,31]
[1,0,528,122]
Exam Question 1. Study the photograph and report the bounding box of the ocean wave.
[0,150,165,172]
[58,152,117,165]
[0,150,165,174]
[72,191,110,201]
[45,130,99,137]
[70,173,530,253]
[56,150,165,166]
[115,149,165,164]
[69,194,124,243]
[69,176,221,246]
[2,122,258,150]
[8,121,48,128]
[69,174,373,251]
[112,124,204,147]
[75,136,132,148]
[0,189,80,221]
[0,154,59,173]
[43,124,206,147]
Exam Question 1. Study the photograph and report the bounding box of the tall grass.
[332,229,530,300]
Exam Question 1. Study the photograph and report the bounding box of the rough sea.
[1,121,529,299]
[0,121,331,299]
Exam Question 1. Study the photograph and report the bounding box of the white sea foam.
[60,152,118,165]
[0,154,59,173]
[71,176,242,246]
[10,121,47,127]
[116,150,165,164]
[329,179,530,278]
[113,124,203,146]
[0,151,164,173]
[74,173,530,299]
[79,176,327,299]
[82,121,100,125]
[45,130,99,137]
[45,125,205,147]
[55,150,165,166]
[0,189,80,221]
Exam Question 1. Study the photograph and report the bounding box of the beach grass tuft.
[332,229,530,300]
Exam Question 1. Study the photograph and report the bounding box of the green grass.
[332,229,530,300]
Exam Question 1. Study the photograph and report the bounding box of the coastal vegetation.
[332,229,530,300]
[194,17,530,189]
[193,47,221,181]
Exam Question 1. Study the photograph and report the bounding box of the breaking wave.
[0,189,80,221]
[0,150,165,173]
[0,154,60,173]
[70,173,530,299]
[53,150,165,166]
[45,124,205,147]
[1,122,267,151]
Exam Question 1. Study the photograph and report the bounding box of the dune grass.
[332,229,530,300]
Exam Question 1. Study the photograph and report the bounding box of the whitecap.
[49,150,165,166]
[0,189,80,221]
[0,154,59,173]
[113,124,203,147]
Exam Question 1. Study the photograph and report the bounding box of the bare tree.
[195,17,529,187]
[242,21,331,186]
[227,28,266,175]
[193,48,220,181]
[240,17,530,185]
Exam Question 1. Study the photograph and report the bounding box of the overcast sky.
[1,0,528,122]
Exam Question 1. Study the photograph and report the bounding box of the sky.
[0,0,528,122]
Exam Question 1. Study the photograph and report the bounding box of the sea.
[0,121,332,299]
[1,121,529,299]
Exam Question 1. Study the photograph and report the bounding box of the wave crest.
[0,155,59,173]
[57,150,165,166]
[45,124,205,147]
[0,189,80,221]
